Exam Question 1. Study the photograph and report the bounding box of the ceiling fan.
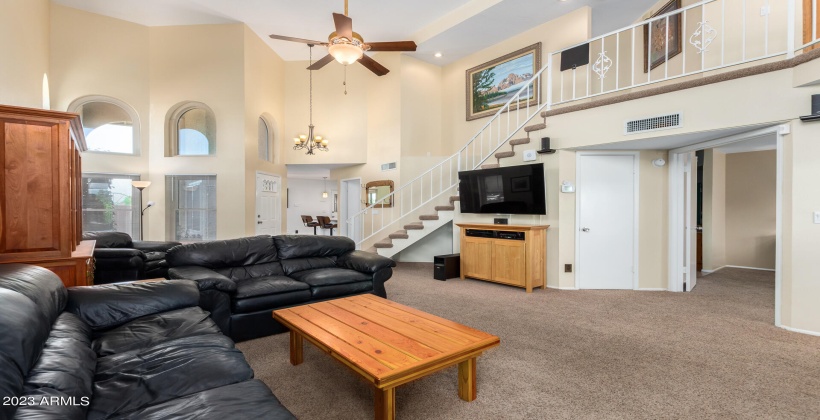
[268,0,416,76]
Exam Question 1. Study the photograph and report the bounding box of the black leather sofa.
[167,235,396,342]
[0,263,294,420]
[82,231,181,284]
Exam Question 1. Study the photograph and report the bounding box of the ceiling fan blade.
[332,13,354,40]
[307,54,335,71]
[269,34,327,45]
[366,41,417,52]
[358,54,389,76]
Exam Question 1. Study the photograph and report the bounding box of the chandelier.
[294,44,329,155]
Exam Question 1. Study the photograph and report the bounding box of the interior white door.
[684,152,697,291]
[578,154,636,289]
[256,173,281,236]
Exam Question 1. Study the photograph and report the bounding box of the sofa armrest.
[65,280,199,331]
[93,248,145,260]
[132,240,182,253]
[168,266,237,293]
[336,250,396,274]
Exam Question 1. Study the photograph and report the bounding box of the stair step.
[419,214,439,221]
[495,151,515,159]
[435,205,455,211]
[389,230,409,239]
[374,240,394,249]
[404,223,425,230]
[449,195,460,203]
[481,164,500,169]
[509,137,530,146]
[365,247,378,253]
[524,122,546,132]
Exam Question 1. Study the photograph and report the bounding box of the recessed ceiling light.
[434,52,442,58]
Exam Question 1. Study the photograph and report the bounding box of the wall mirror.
[365,180,394,208]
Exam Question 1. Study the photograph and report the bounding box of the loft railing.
[549,0,813,106]
[347,0,817,250]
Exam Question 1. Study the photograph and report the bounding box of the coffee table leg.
[458,357,477,401]
[374,387,396,420]
[289,330,303,365]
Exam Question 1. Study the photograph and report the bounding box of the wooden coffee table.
[273,294,500,420]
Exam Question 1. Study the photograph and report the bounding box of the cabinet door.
[462,237,493,280]
[492,239,526,286]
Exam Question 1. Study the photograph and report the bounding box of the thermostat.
[522,149,537,162]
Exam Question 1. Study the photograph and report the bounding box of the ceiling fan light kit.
[294,45,329,155]
[268,0,416,77]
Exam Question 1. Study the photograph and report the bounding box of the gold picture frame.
[644,0,682,73]
[465,43,541,121]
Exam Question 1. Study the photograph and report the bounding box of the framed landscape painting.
[643,0,682,72]
[466,43,541,121]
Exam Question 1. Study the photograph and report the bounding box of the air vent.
[381,162,397,171]
[624,113,682,135]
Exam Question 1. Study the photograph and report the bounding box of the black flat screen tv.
[458,163,546,215]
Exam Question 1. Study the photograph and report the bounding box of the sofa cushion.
[280,257,337,276]
[234,276,309,299]
[166,235,279,269]
[88,334,253,419]
[233,290,312,314]
[311,281,374,300]
[274,235,355,259]
[66,280,200,331]
[114,379,295,420]
[83,231,134,248]
[143,251,166,262]
[91,307,221,356]
[289,268,371,287]
[24,313,96,411]
[214,261,285,281]
[12,387,88,420]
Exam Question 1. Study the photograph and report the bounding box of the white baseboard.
[779,325,820,337]
[725,265,775,272]
[636,288,667,291]
[547,285,578,290]
[702,265,775,274]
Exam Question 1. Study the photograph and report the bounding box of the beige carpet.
[237,265,820,419]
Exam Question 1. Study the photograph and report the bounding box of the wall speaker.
[560,43,590,71]
[813,94,820,115]
[537,137,556,154]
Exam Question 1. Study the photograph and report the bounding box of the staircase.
[365,115,549,257]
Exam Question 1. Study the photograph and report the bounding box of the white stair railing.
[348,62,553,249]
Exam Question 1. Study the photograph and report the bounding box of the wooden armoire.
[0,104,95,286]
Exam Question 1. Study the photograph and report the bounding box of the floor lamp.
[131,181,151,240]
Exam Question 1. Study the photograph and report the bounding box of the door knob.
[581,227,590,232]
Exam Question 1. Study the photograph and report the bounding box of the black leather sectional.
[166,235,396,342]
[0,264,294,420]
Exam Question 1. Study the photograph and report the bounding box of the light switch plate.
[523,149,537,162]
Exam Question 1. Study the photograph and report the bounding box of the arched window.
[258,116,273,161]
[166,102,216,156]
[68,96,139,155]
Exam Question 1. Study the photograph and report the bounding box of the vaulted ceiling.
[52,0,659,65]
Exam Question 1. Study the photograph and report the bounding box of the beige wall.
[725,150,777,269]
[702,149,727,270]
[49,5,151,181]
[243,26,288,235]
[638,150,669,289]
[0,0,50,109]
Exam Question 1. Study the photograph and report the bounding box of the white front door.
[256,173,281,236]
[577,153,637,289]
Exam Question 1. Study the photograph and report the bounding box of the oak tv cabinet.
[456,223,548,293]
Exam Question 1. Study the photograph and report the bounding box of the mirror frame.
[365,180,394,208]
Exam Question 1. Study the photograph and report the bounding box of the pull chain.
[343,65,348,95]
